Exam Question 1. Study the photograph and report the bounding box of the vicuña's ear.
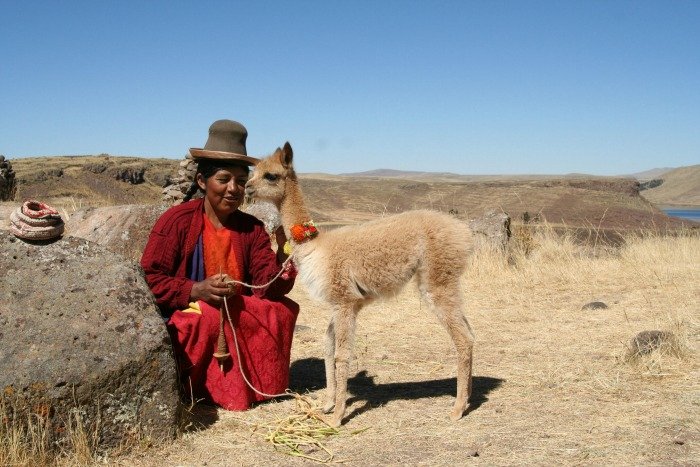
[281,142,293,168]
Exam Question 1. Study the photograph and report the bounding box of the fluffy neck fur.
[279,172,316,243]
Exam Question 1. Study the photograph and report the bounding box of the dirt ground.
[119,233,698,466]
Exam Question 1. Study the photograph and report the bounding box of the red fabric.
[202,213,243,294]
[140,198,299,409]
[140,198,296,316]
[168,296,299,410]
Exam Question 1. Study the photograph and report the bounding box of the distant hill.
[3,156,697,235]
[639,165,700,207]
[340,168,634,182]
[628,167,676,180]
[340,168,463,179]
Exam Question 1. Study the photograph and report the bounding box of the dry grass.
[0,397,51,466]
[0,398,98,467]
[3,224,697,465]
[106,227,699,466]
[0,394,166,466]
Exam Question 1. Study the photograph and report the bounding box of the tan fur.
[245,143,475,427]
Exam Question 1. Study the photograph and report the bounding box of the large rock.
[108,165,146,184]
[65,204,167,262]
[65,202,279,263]
[0,155,17,201]
[469,209,511,253]
[0,232,179,450]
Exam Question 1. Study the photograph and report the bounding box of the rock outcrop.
[109,165,146,184]
[0,155,17,201]
[0,233,179,450]
[469,209,511,253]
[64,204,167,263]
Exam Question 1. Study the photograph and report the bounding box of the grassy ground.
[92,227,697,466]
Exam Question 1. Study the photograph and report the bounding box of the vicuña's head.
[245,142,295,207]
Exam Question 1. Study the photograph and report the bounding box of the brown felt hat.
[189,119,260,165]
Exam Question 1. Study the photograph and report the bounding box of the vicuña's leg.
[330,304,358,427]
[429,286,474,421]
[323,317,336,414]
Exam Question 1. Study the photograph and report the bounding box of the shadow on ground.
[180,402,220,433]
[289,357,504,423]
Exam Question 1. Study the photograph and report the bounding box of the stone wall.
[162,158,200,204]
[0,155,17,201]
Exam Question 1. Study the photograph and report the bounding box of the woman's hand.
[190,273,234,307]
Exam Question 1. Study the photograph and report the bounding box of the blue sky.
[1,1,698,175]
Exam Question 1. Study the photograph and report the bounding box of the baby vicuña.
[245,143,475,427]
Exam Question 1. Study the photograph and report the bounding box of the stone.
[628,330,675,356]
[582,301,608,310]
[0,155,17,201]
[0,232,179,450]
[83,163,108,174]
[108,166,146,184]
[162,157,198,205]
[64,204,167,263]
[147,171,173,188]
[163,187,185,199]
[469,209,511,253]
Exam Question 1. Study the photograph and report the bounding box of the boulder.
[0,232,179,450]
[83,162,108,174]
[582,301,608,311]
[0,155,17,201]
[65,202,282,263]
[628,330,676,356]
[64,204,167,263]
[469,209,511,253]
[108,166,146,184]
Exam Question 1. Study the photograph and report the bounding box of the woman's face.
[197,164,249,218]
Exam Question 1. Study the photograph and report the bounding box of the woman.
[141,120,298,410]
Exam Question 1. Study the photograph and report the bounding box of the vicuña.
[245,142,475,427]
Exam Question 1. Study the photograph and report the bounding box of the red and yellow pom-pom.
[290,225,306,243]
[290,221,319,243]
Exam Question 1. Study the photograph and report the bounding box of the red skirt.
[167,295,299,410]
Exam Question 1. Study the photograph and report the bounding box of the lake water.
[663,209,700,223]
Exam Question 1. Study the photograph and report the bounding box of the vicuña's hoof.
[322,401,335,414]
[450,408,464,421]
[329,415,343,428]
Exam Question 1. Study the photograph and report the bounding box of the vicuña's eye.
[263,173,279,182]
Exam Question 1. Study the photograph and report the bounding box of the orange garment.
[203,213,242,294]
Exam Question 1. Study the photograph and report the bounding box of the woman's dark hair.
[182,160,251,202]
